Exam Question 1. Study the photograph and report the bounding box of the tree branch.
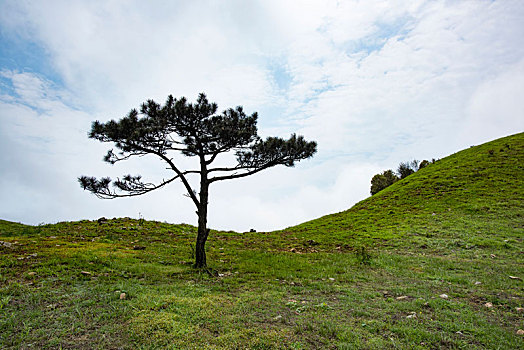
[104,149,147,164]
[154,151,200,208]
[79,174,180,199]
[209,162,275,183]
[207,165,256,173]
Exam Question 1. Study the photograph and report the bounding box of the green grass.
[1,132,523,349]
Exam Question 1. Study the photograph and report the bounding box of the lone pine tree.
[79,93,317,267]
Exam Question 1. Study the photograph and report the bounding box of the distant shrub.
[419,159,430,169]
[370,169,399,195]
[397,160,419,179]
[370,158,434,195]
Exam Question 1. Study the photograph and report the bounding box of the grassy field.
[1,132,523,349]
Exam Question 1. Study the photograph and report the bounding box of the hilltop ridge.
[280,132,523,252]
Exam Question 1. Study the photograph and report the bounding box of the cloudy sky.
[1,0,523,232]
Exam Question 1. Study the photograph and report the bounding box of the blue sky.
[1,0,523,231]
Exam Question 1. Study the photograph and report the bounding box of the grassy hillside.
[1,133,523,349]
[283,132,523,251]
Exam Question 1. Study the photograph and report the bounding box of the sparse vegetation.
[370,169,399,195]
[1,132,523,349]
[397,160,419,179]
[370,158,437,195]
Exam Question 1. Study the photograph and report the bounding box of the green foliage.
[371,159,436,195]
[397,160,419,179]
[418,159,430,169]
[370,169,399,195]
[79,93,316,199]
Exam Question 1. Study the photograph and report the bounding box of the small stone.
[474,281,482,285]
[328,278,335,281]
[406,312,416,319]
[396,296,409,300]
[484,302,493,308]
[517,329,524,335]
[119,293,127,300]
[0,241,12,248]
[439,294,449,299]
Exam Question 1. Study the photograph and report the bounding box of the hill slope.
[280,132,523,252]
[0,133,523,349]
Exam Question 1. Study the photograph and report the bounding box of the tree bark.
[195,210,209,267]
[195,229,209,267]
[194,169,209,268]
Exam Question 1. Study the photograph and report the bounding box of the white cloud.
[462,59,524,145]
[0,0,523,231]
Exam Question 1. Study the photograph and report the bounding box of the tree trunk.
[194,181,209,268]
[195,220,209,267]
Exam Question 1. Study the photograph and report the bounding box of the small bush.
[397,160,418,179]
[419,159,430,169]
[370,170,399,195]
[355,246,372,265]
[370,158,434,195]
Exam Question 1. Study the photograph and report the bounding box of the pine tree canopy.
[79,92,316,202]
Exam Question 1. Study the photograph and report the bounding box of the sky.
[1,0,523,232]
